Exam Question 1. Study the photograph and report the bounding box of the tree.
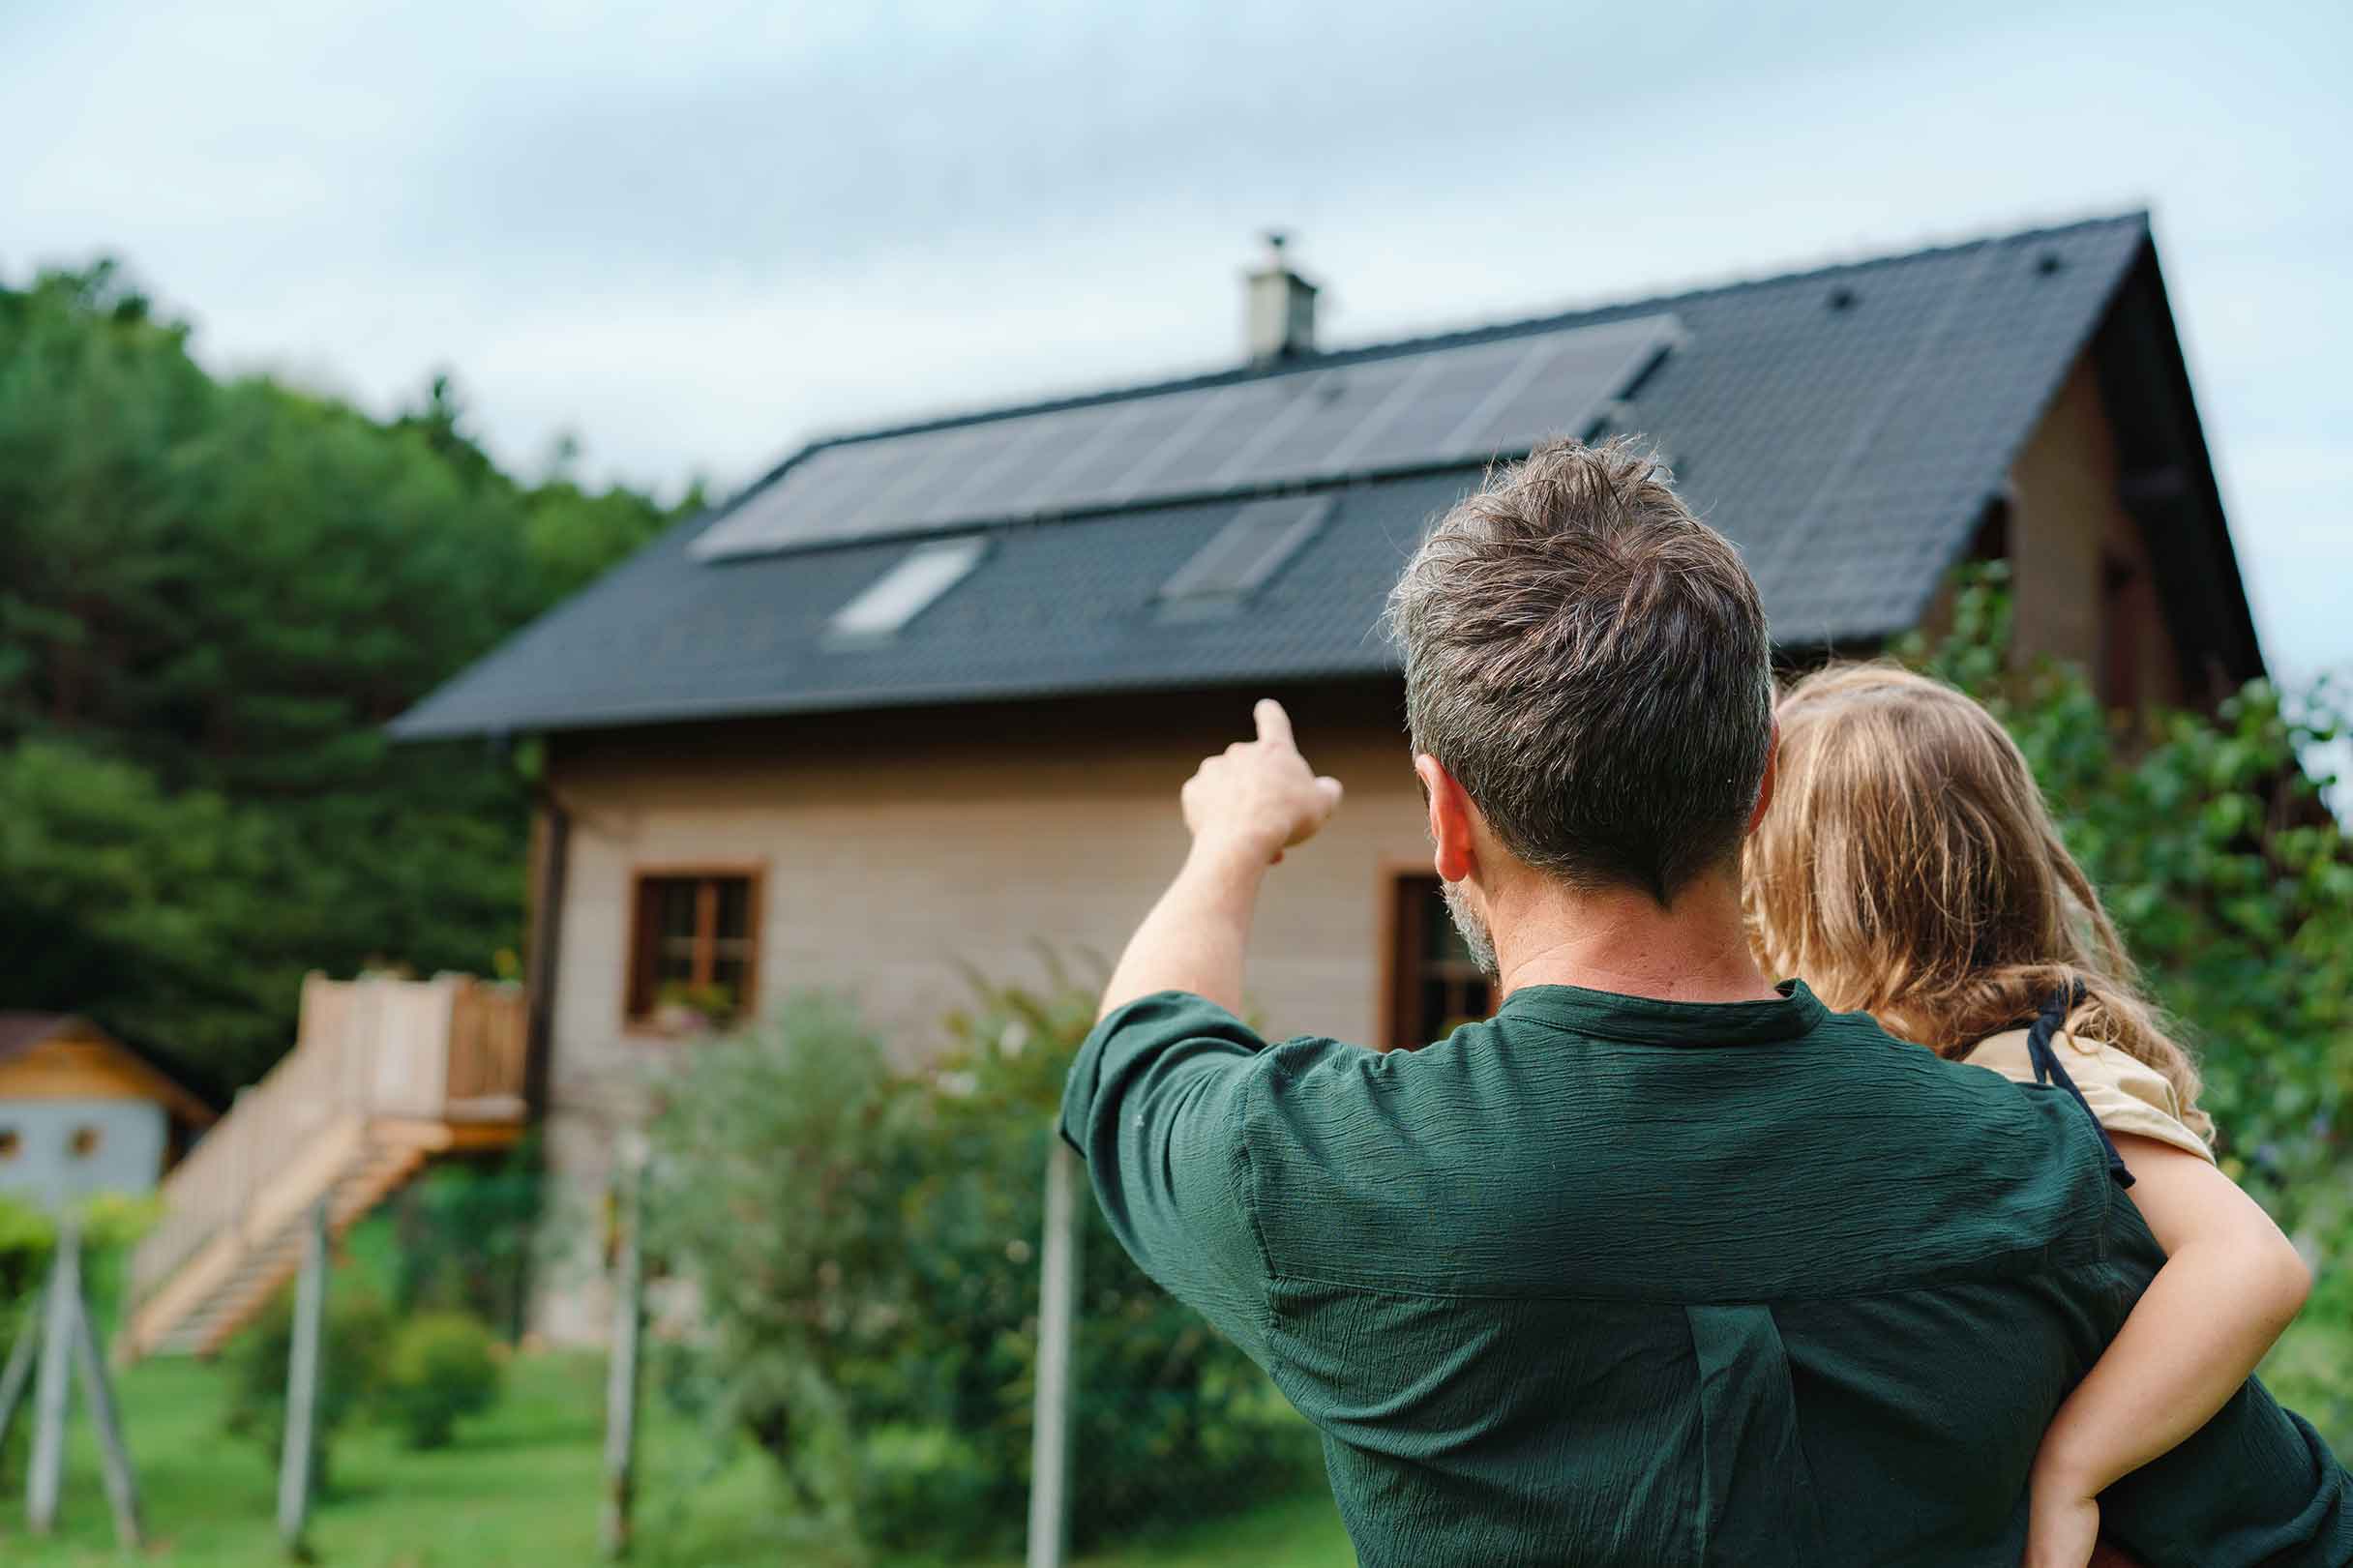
[0,260,687,1089]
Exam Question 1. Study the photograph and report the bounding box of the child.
[1742,664,2313,1568]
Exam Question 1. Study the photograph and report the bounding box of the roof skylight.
[827,536,988,643]
[1156,497,1334,621]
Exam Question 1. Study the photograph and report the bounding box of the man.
[1060,440,2350,1565]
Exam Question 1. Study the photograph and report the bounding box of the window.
[70,1125,102,1159]
[1156,496,1333,621]
[1386,874,1495,1050]
[627,871,760,1028]
[827,535,988,643]
[0,1128,18,1163]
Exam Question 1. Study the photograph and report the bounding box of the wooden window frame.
[622,864,764,1035]
[1376,865,1496,1052]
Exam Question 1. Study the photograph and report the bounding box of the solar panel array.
[693,311,1683,562]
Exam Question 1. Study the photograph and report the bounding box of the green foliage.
[379,1310,506,1449]
[221,1280,394,1491]
[0,261,685,1090]
[0,1195,54,1326]
[1900,563,2353,1442]
[384,1144,545,1338]
[0,1191,162,1339]
[645,979,1315,1558]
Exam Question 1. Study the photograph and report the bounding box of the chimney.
[1243,230,1318,364]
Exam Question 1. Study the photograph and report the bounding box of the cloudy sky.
[6,1,2346,677]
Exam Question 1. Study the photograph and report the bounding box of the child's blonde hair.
[1743,663,2211,1141]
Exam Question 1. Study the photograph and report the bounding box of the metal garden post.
[25,1218,79,1534]
[601,1147,647,1560]
[0,1297,37,1460]
[1026,1139,1084,1568]
[71,1276,144,1547]
[278,1196,330,1557]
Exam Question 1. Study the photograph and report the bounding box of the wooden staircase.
[123,974,527,1361]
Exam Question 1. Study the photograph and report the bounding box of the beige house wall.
[2005,351,2185,706]
[530,686,1434,1341]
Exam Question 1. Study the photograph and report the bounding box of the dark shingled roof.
[393,213,2171,741]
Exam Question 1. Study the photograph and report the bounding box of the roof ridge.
[784,209,2151,458]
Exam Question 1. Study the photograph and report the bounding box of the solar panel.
[1458,314,1679,455]
[1219,359,1421,489]
[1110,380,1288,503]
[692,311,1681,561]
[1056,390,1224,511]
[1156,496,1335,621]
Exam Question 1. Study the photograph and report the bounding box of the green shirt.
[1061,983,2351,1567]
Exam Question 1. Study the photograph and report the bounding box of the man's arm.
[1096,698,1342,1020]
[1057,700,1344,1361]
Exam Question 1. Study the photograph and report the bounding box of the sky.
[4,0,2347,679]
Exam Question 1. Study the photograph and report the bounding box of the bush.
[0,1193,162,1402]
[379,1310,504,1449]
[385,1143,543,1336]
[221,1281,393,1491]
[646,979,1315,1558]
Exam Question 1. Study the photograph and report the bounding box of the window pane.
[1421,883,1475,963]
[715,877,750,939]
[656,880,699,942]
[1397,875,1494,1049]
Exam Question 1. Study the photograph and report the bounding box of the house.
[393,213,2263,1341]
[0,1014,217,1206]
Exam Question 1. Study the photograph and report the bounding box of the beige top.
[1964,1014,2214,1164]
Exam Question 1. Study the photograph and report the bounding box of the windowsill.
[622,1010,748,1042]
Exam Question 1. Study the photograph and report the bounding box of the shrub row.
[645,976,1318,1557]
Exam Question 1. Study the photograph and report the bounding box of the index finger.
[1253,698,1296,750]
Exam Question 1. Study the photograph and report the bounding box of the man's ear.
[1413,754,1478,883]
[1745,720,1780,836]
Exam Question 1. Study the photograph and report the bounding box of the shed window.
[0,1128,17,1163]
[1387,874,1495,1050]
[627,871,760,1027]
[70,1125,102,1159]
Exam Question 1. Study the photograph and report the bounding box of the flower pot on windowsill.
[649,1002,710,1038]
[651,981,737,1038]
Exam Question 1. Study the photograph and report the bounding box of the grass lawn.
[0,1350,1354,1566]
[4,1327,2338,1565]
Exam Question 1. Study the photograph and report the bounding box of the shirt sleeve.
[1963,1028,2214,1164]
[1059,990,1275,1365]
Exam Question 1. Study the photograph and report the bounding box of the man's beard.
[1439,878,1501,982]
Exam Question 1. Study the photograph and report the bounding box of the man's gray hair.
[1385,437,1774,904]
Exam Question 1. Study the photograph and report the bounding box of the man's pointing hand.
[1180,699,1345,867]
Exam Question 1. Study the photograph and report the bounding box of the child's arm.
[2025,1133,2313,1568]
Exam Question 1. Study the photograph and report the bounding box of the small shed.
[0,1015,216,1205]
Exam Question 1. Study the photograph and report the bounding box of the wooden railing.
[445,980,529,1108]
[127,972,527,1313]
